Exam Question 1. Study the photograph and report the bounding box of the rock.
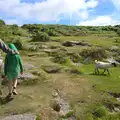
[62,41,91,47]
[42,65,61,73]
[62,41,79,47]
[0,113,36,120]
[114,107,120,112]
[18,73,36,80]
[110,46,119,52]
[39,44,48,49]
[51,98,61,112]
[42,49,51,54]
[28,53,41,57]
[1,78,8,86]
[117,97,120,101]
[52,92,59,98]
[84,57,92,63]
[23,63,36,71]
[70,69,82,74]
[32,71,41,76]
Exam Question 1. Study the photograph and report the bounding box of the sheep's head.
[111,63,117,67]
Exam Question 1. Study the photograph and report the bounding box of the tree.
[116,28,120,36]
[0,19,5,26]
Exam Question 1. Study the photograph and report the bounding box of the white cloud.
[0,0,99,24]
[111,0,120,10]
[77,16,120,26]
[86,0,98,8]
[4,19,23,26]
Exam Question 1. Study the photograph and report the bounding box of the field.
[0,21,120,120]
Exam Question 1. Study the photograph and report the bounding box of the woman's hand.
[21,72,23,75]
[14,50,19,54]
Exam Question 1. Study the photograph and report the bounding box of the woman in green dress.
[4,43,23,98]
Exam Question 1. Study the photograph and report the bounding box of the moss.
[36,115,41,120]
[93,106,108,118]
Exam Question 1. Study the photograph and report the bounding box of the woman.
[4,43,23,98]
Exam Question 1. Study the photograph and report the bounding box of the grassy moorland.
[0,19,120,120]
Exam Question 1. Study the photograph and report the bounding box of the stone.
[110,46,119,52]
[23,63,36,71]
[1,78,8,86]
[114,107,120,112]
[18,73,36,80]
[117,97,120,101]
[32,71,41,76]
[84,57,92,63]
[51,98,61,112]
[62,41,91,47]
[42,65,61,73]
[52,92,59,98]
[0,113,36,120]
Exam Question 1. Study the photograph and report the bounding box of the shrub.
[32,32,50,42]
[116,28,120,36]
[51,51,67,64]
[93,106,108,118]
[13,39,24,50]
[47,30,59,36]
[80,47,107,60]
[0,19,5,26]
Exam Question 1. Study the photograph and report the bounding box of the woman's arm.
[0,39,19,54]
[18,56,23,73]
[4,55,8,75]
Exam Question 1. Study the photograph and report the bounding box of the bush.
[93,106,108,118]
[51,51,67,64]
[0,19,5,26]
[47,30,59,36]
[80,47,107,60]
[116,28,120,36]
[13,39,24,50]
[32,32,50,42]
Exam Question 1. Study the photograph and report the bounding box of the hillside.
[0,19,120,120]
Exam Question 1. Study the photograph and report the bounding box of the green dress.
[4,44,23,80]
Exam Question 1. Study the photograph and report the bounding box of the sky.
[0,0,120,26]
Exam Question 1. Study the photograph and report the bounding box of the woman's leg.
[12,78,18,95]
[6,80,13,98]
[13,78,17,88]
[8,80,13,94]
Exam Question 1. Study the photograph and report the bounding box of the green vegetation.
[0,19,120,120]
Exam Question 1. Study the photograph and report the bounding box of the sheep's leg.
[101,69,106,75]
[107,69,110,75]
[97,69,100,74]
[94,68,97,74]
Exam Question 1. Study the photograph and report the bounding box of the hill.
[0,19,120,120]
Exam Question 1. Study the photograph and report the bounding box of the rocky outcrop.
[62,41,91,47]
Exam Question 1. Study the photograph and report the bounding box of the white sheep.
[94,60,117,75]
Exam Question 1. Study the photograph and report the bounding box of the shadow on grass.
[0,96,14,105]
[90,72,110,76]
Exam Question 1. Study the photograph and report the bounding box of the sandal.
[12,87,18,95]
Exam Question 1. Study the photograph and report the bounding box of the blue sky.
[0,0,120,26]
